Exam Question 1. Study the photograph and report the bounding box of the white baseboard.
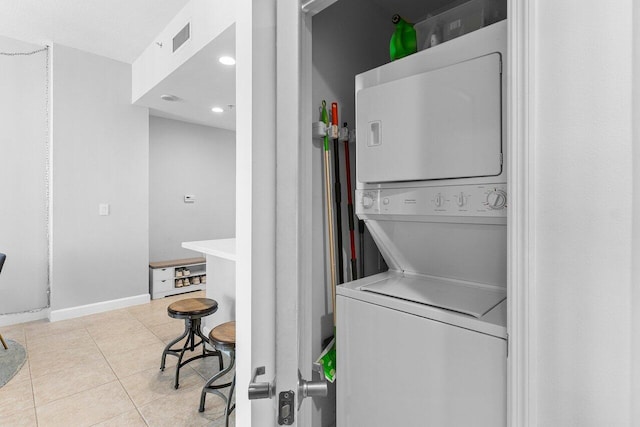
[0,309,50,327]
[49,294,150,322]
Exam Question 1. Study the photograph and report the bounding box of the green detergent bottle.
[390,14,417,61]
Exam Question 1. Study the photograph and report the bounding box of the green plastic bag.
[390,14,417,61]
[316,337,336,383]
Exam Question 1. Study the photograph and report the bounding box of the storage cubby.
[149,257,207,299]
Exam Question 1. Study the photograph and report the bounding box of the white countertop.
[182,238,236,261]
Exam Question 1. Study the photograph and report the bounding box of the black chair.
[0,253,7,350]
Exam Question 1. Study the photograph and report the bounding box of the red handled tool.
[342,122,358,280]
[331,102,345,284]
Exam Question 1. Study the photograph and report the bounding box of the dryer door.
[356,53,503,183]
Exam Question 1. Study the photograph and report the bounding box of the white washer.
[337,272,506,426]
[337,21,508,426]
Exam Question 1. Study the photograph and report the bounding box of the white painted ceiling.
[0,0,190,63]
[0,0,237,130]
[0,0,454,132]
[137,25,236,130]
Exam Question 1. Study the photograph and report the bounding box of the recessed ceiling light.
[218,56,236,66]
[160,94,180,102]
[211,107,224,113]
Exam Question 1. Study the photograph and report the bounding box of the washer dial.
[362,192,375,209]
[486,189,507,210]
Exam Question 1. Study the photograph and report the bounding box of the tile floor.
[0,290,235,427]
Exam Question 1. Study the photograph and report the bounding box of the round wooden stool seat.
[168,298,218,320]
[209,321,236,349]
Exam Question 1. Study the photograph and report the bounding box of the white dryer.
[336,21,508,426]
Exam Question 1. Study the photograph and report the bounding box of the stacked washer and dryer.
[336,21,508,426]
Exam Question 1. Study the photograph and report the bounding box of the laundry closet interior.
[304,0,509,425]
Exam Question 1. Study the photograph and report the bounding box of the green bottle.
[390,14,417,61]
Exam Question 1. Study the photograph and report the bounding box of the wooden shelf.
[149,257,205,269]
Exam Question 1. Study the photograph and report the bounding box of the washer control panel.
[356,184,507,217]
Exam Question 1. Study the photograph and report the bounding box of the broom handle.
[321,101,337,327]
[324,150,337,326]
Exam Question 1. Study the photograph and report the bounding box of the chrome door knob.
[248,366,275,400]
[298,363,328,409]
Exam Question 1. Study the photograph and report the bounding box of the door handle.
[248,366,275,400]
[297,363,328,409]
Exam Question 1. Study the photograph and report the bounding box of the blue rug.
[0,339,27,387]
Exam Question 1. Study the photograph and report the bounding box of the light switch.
[184,195,196,203]
[99,203,110,216]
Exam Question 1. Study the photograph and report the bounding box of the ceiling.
[0,0,455,132]
[0,0,190,63]
[0,0,237,130]
[136,25,236,131]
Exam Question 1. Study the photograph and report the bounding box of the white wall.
[533,1,634,424]
[149,116,235,261]
[51,45,149,312]
[0,36,49,316]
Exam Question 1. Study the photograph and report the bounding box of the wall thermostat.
[184,195,196,203]
[99,203,110,216]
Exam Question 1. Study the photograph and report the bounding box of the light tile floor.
[0,290,235,427]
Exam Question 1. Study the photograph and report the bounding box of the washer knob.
[457,192,466,207]
[434,193,444,207]
[486,189,507,210]
[362,193,375,209]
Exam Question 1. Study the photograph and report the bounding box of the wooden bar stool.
[160,298,224,389]
[199,321,236,426]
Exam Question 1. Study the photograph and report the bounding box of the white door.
[237,0,327,426]
[235,0,277,426]
[271,1,328,425]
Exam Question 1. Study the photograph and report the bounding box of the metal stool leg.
[162,315,226,389]
[174,319,196,389]
[195,325,224,371]
[160,319,189,371]
[199,349,235,412]
[225,373,236,427]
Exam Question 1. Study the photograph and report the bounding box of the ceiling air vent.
[173,22,191,53]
